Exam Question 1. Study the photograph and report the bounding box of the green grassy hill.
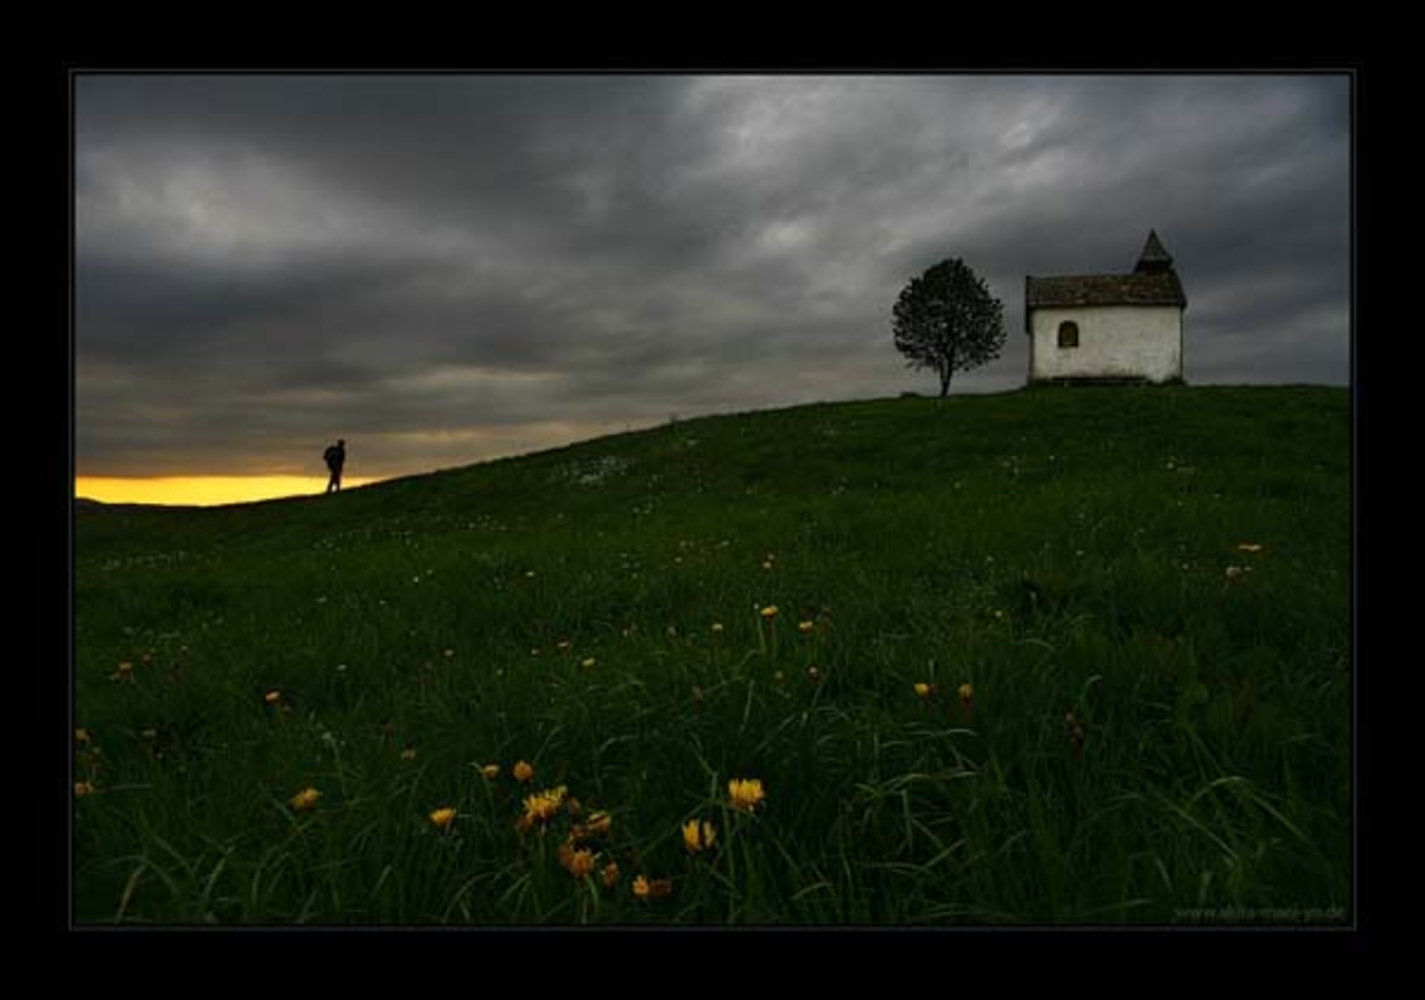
[73,385,1351,925]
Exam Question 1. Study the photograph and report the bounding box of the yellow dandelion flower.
[760,605,779,619]
[400,747,418,761]
[513,760,534,782]
[429,807,458,829]
[728,778,766,812]
[75,728,91,744]
[1236,543,1265,554]
[479,764,500,779]
[264,690,282,705]
[798,620,814,633]
[632,874,651,899]
[567,848,596,879]
[913,682,932,699]
[584,810,611,836]
[959,683,975,704]
[711,622,724,633]
[581,657,597,669]
[682,819,718,854]
[600,861,620,888]
[522,785,568,824]
[289,787,322,811]
[556,640,572,650]
[74,781,95,798]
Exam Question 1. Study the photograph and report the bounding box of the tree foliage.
[891,258,1006,397]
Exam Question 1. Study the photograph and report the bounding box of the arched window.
[1058,321,1079,349]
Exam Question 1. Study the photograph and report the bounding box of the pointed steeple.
[1135,229,1174,273]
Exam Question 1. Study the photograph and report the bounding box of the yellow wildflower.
[75,728,91,744]
[632,874,650,899]
[584,811,612,836]
[682,819,717,854]
[648,878,674,898]
[711,622,724,633]
[728,778,766,812]
[522,785,569,824]
[566,848,596,879]
[762,561,774,571]
[400,747,418,761]
[429,807,458,830]
[264,690,282,705]
[289,787,322,811]
[1236,543,1265,554]
[601,861,620,888]
[798,620,814,633]
[913,682,932,699]
[444,648,456,658]
[513,760,534,782]
[479,764,500,779]
[760,605,779,619]
[74,781,95,798]
[807,666,821,681]
[959,683,975,704]
[581,657,597,669]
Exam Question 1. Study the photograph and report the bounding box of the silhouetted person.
[324,439,346,493]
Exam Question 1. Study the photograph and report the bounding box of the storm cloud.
[75,73,1350,479]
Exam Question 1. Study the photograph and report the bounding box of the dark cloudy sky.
[75,74,1350,480]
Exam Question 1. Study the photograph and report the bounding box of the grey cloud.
[75,74,1350,480]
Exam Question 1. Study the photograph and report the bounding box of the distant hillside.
[73,385,1351,925]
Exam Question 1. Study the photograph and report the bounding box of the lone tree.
[892,257,1006,397]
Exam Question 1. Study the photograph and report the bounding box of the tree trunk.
[939,353,955,398]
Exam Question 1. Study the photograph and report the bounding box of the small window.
[1057,321,1079,349]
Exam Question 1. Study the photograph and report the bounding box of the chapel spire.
[1134,229,1174,274]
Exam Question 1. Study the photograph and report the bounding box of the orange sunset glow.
[75,476,381,508]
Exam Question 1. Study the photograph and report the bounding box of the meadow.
[72,385,1351,925]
